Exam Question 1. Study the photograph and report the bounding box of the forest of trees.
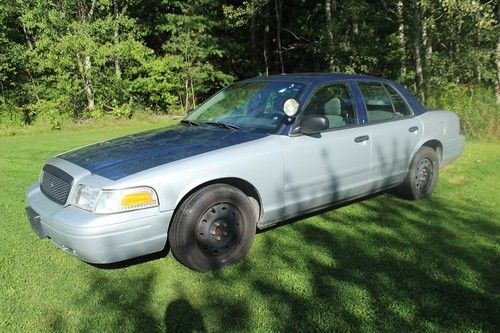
[0,0,498,136]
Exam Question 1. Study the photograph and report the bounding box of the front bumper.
[25,183,173,264]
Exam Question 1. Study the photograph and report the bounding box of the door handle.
[354,135,370,143]
[409,126,419,133]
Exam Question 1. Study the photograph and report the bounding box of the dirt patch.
[449,175,469,185]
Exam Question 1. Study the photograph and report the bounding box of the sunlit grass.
[0,122,498,332]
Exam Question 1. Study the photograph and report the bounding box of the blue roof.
[245,73,384,84]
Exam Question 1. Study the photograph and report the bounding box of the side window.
[358,82,395,122]
[303,83,356,129]
[384,84,413,117]
[358,81,413,122]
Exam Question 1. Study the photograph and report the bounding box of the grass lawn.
[0,120,499,332]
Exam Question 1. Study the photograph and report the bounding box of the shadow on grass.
[164,299,206,332]
[49,272,159,332]
[230,193,498,331]
[47,192,499,332]
[45,138,499,332]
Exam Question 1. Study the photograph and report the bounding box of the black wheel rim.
[415,158,433,193]
[195,203,240,256]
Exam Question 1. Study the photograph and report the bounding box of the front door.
[279,82,372,217]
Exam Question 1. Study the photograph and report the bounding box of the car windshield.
[185,81,306,132]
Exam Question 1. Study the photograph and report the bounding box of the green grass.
[0,122,499,332]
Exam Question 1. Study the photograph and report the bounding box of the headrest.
[324,98,341,115]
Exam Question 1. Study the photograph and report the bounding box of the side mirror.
[283,98,300,117]
[301,114,330,135]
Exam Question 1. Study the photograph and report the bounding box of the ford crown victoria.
[26,74,465,272]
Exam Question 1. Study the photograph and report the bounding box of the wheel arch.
[421,139,443,164]
[172,177,263,225]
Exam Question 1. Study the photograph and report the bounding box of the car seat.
[324,98,347,128]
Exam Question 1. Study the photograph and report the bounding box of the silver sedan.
[26,74,465,272]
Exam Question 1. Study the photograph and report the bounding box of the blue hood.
[59,125,267,180]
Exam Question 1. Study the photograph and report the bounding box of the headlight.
[70,185,159,213]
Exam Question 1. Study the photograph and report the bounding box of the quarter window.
[384,84,412,117]
[303,83,356,129]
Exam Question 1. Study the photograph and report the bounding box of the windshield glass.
[185,81,305,132]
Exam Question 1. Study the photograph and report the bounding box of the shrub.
[426,84,500,140]
[0,106,25,129]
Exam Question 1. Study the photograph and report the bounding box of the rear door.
[356,81,422,187]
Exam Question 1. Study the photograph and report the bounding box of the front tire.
[168,184,256,272]
[397,146,439,200]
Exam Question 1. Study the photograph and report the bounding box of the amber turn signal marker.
[120,192,154,207]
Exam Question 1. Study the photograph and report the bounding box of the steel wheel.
[168,184,256,272]
[396,146,439,200]
[414,157,434,193]
[196,203,240,255]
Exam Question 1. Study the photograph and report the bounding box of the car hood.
[59,125,268,180]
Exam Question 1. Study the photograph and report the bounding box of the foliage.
[0,124,499,331]
[0,0,498,137]
[129,55,183,112]
[427,84,500,140]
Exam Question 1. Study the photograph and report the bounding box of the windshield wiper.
[205,121,240,131]
[180,119,200,127]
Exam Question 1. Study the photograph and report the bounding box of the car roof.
[244,73,387,85]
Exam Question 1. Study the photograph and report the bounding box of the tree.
[495,1,500,104]
[411,0,425,101]
[0,0,498,128]
[19,0,152,116]
[0,1,29,105]
[324,0,336,72]
[160,0,233,112]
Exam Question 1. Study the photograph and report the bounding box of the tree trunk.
[263,3,270,76]
[423,26,432,68]
[190,79,196,109]
[113,0,122,79]
[496,38,500,104]
[422,2,433,84]
[184,79,190,113]
[21,23,34,50]
[496,3,500,104]
[83,56,95,112]
[77,0,96,112]
[274,0,285,73]
[77,54,95,112]
[397,0,407,79]
[21,22,40,102]
[352,10,359,36]
[324,0,335,72]
[411,0,425,101]
[251,13,259,74]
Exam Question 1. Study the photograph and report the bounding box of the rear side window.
[358,82,412,122]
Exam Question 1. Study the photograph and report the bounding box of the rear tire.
[397,146,439,200]
[168,184,256,272]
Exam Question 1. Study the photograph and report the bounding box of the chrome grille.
[40,165,73,205]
